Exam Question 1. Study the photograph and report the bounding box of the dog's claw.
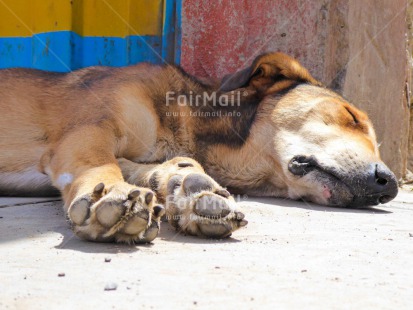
[93,182,105,195]
[215,188,231,198]
[235,211,245,220]
[239,220,248,227]
[153,205,165,218]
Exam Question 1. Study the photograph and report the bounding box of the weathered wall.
[342,0,409,180]
[181,0,410,179]
[407,0,413,175]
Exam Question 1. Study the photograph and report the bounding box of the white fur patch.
[55,173,73,189]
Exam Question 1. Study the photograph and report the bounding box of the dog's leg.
[45,126,164,243]
[119,157,248,238]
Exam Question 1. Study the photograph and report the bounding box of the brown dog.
[0,52,398,243]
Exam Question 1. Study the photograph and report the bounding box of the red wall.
[181,0,330,81]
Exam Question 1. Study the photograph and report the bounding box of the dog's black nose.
[351,163,398,207]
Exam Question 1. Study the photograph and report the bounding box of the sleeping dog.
[0,52,398,242]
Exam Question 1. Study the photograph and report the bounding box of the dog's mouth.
[288,155,320,177]
[288,155,398,208]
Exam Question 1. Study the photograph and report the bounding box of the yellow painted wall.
[0,0,163,38]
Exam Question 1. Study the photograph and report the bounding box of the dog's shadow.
[0,200,138,254]
[157,224,243,244]
[55,229,142,254]
[55,221,241,253]
[0,196,391,253]
[53,196,393,252]
[242,196,392,214]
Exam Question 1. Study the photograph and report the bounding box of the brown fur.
[0,52,397,243]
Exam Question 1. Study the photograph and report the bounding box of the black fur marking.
[148,65,213,128]
[77,68,114,89]
[193,95,260,148]
[147,65,305,153]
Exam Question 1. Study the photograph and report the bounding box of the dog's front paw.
[68,182,164,243]
[166,172,248,238]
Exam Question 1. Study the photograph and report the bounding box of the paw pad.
[145,192,154,204]
[68,183,163,243]
[183,173,214,194]
[198,223,232,238]
[194,195,231,218]
[69,199,91,225]
[96,202,124,228]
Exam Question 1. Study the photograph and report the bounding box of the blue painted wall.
[0,0,182,72]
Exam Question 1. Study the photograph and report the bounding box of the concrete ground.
[0,191,412,310]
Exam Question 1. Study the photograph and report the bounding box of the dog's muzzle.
[288,155,398,207]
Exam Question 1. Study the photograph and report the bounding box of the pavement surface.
[0,191,412,309]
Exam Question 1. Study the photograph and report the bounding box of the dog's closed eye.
[345,107,359,124]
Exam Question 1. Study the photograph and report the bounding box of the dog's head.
[221,52,398,207]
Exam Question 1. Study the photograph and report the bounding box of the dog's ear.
[220,52,322,94]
